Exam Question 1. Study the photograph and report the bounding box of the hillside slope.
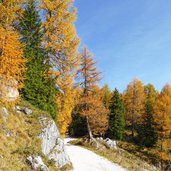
[0,100,70,171]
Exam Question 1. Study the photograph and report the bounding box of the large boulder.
[0,76,19,102]
[39,117,70,168]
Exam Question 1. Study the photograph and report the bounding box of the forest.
[0,0,171,170]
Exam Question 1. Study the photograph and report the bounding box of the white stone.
[49,138,70,168]
[105,138,117,149]
[6,87,19,101]
[27,156,49,171]
[23,108,32,115]
[16,106,21,111]
[0,76,19,102]
[2,107,8,118]
[39,119,60,155]
[99,137,103,140]
[39,117,71,168]
[15,106,32,115]
[0,107,9,121]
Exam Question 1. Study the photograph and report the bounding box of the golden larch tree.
[0,0,22,28]
[78,47,108,139]
[88,85,109,136]
[41,0,80,134]
[123,79,146,137]
[56,87,80,134]
[0,0,26,103]
[154,84,171,164]
[101,84,112,109]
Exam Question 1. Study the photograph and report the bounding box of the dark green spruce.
[19,0,57,119]
[108,89,125,140]
[69,105,88,137]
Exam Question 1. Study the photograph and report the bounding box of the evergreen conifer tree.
[19,0,57,119]
[108,89,125,140]
[69,106,88,137]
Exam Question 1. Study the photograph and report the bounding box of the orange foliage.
[77,47,107,137]
[0,0,23,28]
[154,84,171,161]
[0,0,26,104]
[123,79,146,136]
[57,88,80,134]
[79,90,109,136]
[41,0,80,134]
[78,47,101,94]
[0,27,26,90]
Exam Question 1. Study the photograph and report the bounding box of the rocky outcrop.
[0,76,19,102]
[27,156,49,171]
[0,104,71,170]
[39,117,70,168]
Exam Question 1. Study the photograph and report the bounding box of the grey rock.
[0,76,19,102]
[0,107,9,121]
[2,107,8,118]
[0,107,9,118]
[49,138,70,168]
[105,138,117,149]
[23,108,32,115]
[39,118,60,155]
[27,156,49,171]
[15,106,21,111]
[96,137,117,149]
[39,117,71,168]
[15,106,32,115]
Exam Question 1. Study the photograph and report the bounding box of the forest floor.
[64,138,127,171]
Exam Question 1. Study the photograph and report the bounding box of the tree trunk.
[86,116,93,139]
[86,116,103,149]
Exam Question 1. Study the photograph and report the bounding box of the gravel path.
[65,138,127,171]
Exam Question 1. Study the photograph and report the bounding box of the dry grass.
[0,100,45,170]
[0,100,70,171]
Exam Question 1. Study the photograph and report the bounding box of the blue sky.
[74,0,171,92]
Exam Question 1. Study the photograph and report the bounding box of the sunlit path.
[65,139,127,171]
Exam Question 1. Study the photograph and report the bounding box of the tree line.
[70,79,171,165]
